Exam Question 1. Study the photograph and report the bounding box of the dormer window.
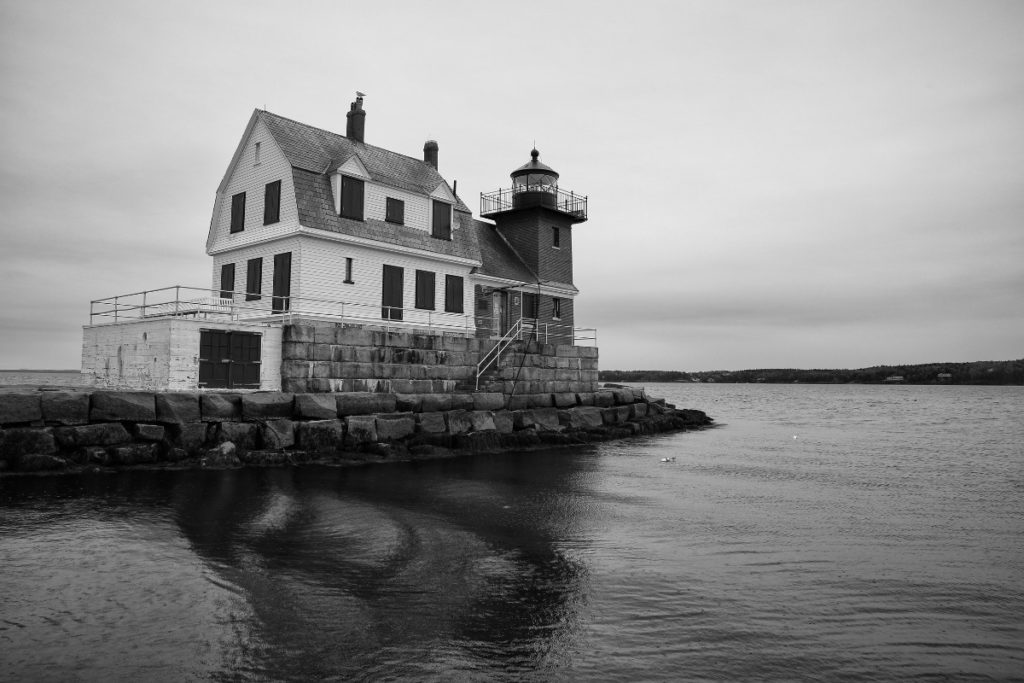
[431,201,451,240]
[340,176,364,221]
[386,197,404,225]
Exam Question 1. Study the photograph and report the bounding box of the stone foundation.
[0,388,712,474]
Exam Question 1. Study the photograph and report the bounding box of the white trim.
[430,182,457,203]
[294,226,481,267]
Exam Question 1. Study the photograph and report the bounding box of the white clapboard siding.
[364,183,432,233]
[211,236,302,315]
[209,119,299,253]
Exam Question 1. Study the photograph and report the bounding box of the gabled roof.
[473,218,538,283]
[259,110,470,213]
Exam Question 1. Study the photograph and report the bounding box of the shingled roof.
[259,110,470,213]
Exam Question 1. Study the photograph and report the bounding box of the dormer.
[330,155,371,220]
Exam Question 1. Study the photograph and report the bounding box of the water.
[1,384,1021,681]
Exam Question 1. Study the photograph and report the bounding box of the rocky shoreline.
[0,386,712,476]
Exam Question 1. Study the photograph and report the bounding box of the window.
[272,252,291,313]
[552,226,560,248]
[341,176,364,220]
[432,201,451,240]
[552,297,562,320]
[263,180,281,225]
[445,275,464,313]
[344,257,354,284]
[382,265,404,320]
[230,192,245,233]
[254,142,261,165]
[522,292,538,319]
[220,263,235,299]
[246,258,262,301]
[385,197,405,225]
[415,270,435,310]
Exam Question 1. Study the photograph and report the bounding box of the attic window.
[254,142,261,165]
[263,180,281,225]
[230,192,246,233]
[341,176,364,221]
[386,198,404,225]
[431,201,451,240]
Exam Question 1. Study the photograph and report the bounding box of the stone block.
[594,391,615,408]
[296,419,345,453]
[281,360,310,380]
[0,392,43,425]
[602,405,633,425]
[133,424,165,442]
[376,414,415,441]
[633,403,649,418]
[242,393,294,419]
[420,394,451,412]
[612,389,635,406]
[506,395,530,411]
[310,344,333,362]
[110,443,159,466]
[155,393,201,424]
[345,415,377,446]
[217,422,261,451]
[313,324,339,345]
[336,327,375,346]
[552,393,577,408]
[53,423,131,449]
[445,410,474,435]
[337,392,397,416]
[514,408,561,431]
[283,324,314,343]
[563,406,604,430]
[472,392,505,411]
[174,422,210,454]
[14,453,67,472]
[469,411,496,432]
[282,378,309,393]
[416,412,447,433]
[395,393,421,412]
[312,362,333,379]
[41,391,89,425]
[577,392,595,406]
[281,341,309,360]
[261,419,295,449]
[527,394,554,408]
[492,411,514,433]
[201,394,242,421]
[294,394,338,420]
[90,391,156,422]
[450,393,475,411]
[1,427,57,456]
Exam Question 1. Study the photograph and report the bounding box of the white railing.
[475,319,523,390]
[89,285,599,347]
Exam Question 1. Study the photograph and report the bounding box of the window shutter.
[272,252,291,312]
[230,193,246,233]
[415,270,435,310]
[246,258,262,301]
[220,263,235,299]
[432,201,451,240]
[523,293,538,319]
[263,180,281,225]
[386,197,405,224]
[341,176,364,220]
[382,265,404,320]
[445,275,464,313]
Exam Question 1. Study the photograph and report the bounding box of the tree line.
[600,359,1024,385]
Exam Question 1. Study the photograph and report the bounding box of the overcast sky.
[1,0,1021,371]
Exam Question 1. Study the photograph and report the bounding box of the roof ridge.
[259,109,436,169]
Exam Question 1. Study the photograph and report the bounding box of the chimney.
[423,140,438,169]
[346,95,366,143]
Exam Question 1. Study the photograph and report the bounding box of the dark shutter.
[272,252,291,313]
[523,292,538,319]
[445,275,464,313]
[220,263,235,299]
[230,192,246,233]
[386,197,404,224]
[341,176,364,220]
[246,258,262,301]
[263,180,281,225]
[432,201,451,240]
[415,270,435,310]
[382,265,404,320]
[344,257,354,284]
[552,226,560,247]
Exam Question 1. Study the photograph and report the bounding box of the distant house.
[82,96,591,390]
[883,375,905,383]
[936,372,953,383]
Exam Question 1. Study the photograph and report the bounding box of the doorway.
[491,291,508,337]
[198,330,262,388]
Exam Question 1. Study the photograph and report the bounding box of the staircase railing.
[475,318,525,391]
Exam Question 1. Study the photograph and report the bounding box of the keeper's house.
[82,96,591,391]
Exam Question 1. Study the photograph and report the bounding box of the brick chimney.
[423,140,438,169]
[346,95,366,143]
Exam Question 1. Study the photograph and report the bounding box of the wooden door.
[198,330,261,388]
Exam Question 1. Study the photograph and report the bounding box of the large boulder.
[344,415,378,446]
[202,442,241,468]
[90,391,156,422]
[217,422,261,451]
[295,419,345,453]
[562,406,605,430]
[242,393,294,419]
[468,411,496,432]
[445,410,473,435]
[337,393,396,416]
[261,419,295,449]
[0,392,43,425]
[1,427,57,456]
[201,394,242,421]
[41,391,89,425]
[155,393,201,424]
[416,412,447,434]
[53,423,131,449]
[514,408,560,431]
[294,394,337,420]
[376,414,415,441]
[472,393,505,411]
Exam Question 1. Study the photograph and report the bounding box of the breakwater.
[0,387,711,474]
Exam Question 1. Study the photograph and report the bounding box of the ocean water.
[1,384,1021,681]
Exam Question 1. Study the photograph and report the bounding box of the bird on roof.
[356,91,366,97]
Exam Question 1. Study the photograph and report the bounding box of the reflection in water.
[168,451,597,680]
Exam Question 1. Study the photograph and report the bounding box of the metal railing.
[480,186,587,220]
[475,318,523,390]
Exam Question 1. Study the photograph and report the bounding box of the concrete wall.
[82,319,282,391]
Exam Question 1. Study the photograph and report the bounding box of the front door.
[198,330,261,388]
[491,291,508,336]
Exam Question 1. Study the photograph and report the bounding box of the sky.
[1,0,1021,371]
